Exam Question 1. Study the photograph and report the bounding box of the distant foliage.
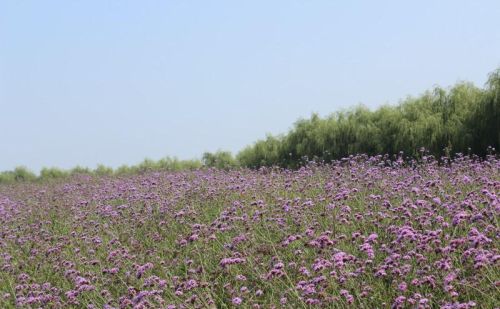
[39,167,69,180]
[0,157,203,184]
[115,157,202,175]
[237,68,500,168]
[69,166,92,175]
[1,68,499,183]
[0,166,37,184]
[94,165,114,176]
[202,151,238,169]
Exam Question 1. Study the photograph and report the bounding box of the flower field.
[1,155,499,308]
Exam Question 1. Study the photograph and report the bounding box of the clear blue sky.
[1,1,499,172]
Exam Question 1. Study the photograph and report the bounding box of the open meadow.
[3,1,500,308]
[1,155,498,308]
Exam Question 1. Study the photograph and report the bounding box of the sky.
[1,1,500,172]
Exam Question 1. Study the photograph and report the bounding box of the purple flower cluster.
[0,154,498,307]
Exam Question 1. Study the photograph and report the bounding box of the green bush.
[39,167,69,180]
[0,171,15,184]
[237,68,500,168]
[13,166,37,182]
[202,151,238,169]
[94,164,114,176]
[70,166,92,175]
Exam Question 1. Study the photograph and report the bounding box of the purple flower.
[232,297,242,305]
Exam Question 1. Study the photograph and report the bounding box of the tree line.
[237,68,500,168]
[1,68,498,183]
[0,158,202,184]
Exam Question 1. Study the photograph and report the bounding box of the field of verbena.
[0,155,499,308]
